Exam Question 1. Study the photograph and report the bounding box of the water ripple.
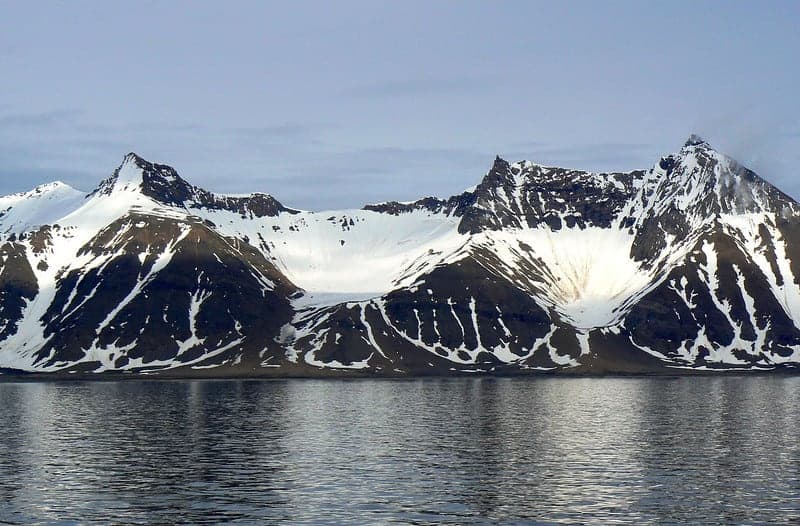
[0,377,798,524]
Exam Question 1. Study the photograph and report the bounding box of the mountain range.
[2,135,799,376]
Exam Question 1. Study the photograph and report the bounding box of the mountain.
[2,137,800,377]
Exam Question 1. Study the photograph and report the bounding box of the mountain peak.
[683,134,710,148]
[123,151,146,164]
[476,155,513,188]
[492,155,510,170]
[31,180,77,194]
[88,152,295,218]
[89,153,195,206]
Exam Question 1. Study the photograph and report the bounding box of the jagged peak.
[683,134,710,148]
[656,135,724,172]
[120,152,183,182]
[476,155,515,189]
[116,152,173,181]
[639,135,800,218]
[88,153,295,218]
[652,135,722,177]
[492,155,510,170]
[122,151,147,164]
[89,152,189,202]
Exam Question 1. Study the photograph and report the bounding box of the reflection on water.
[0,377,798,524]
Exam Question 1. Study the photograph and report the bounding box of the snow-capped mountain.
[2,136,799,376]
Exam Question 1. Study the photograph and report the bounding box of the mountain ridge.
[2,136,799,377]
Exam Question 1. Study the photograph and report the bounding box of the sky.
[1,0,798,210]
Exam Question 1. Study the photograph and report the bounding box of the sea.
[0,376,798,524]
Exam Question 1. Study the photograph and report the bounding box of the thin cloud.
[0,109,84,128]
[122,122,204,134]
[230,123,312,138]
[345,76,491,98]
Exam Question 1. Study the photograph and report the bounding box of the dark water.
[0,377,798,525]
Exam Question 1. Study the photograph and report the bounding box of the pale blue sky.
[1,1,798,209]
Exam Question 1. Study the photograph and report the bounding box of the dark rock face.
[2,138,800,376]
[364,156,644,235]
[286,257,571,374]
[30,214,297,372]
[0,242,38,341]
[456,163,644,234]
[363,196,449,216]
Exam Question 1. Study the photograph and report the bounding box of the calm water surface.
[0,376,798,524]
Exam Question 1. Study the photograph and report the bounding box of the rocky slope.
[1,137,799,376]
